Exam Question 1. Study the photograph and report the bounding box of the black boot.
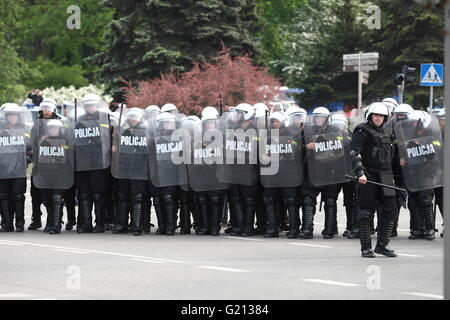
[359,209,375,257]
[43,203,53,233]
[0,193,13,232]
[343,205,353,237]
[92,193,105,233]
[209,193,221,236]
[229,194,243,236]
[163,193,176,235]
[322,199,337,239]
[77,193,92,233]
[423,202,436,241]
[408,203,424,240]
[113,194,129,234]
[131,194,143,236]
[263,194,279,238]
[197,194,209,235]
[65,195,76,231]
[242,197,255,237]
[142,197,151,233]
[374,210,397,257]
[13,194,25,232]
[49,194,63,234]
[286,196,300,239]
[299,197,314,239]
[154,196,166,235]
[179,194,191,234]
[391,208,399,237]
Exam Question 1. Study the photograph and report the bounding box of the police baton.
[345,175,407,193]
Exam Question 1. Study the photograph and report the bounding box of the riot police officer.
[112,108,149,235]
[74,93,112,233]
[351,102,398,258]
[0,104,30,232]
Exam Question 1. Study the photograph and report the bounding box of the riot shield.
[0,108,31,179]
[149,116,188,187]
[304,113,349,186]
[349,108,365,133]
[111,121,149,181]
[259,115,303,188]
[216,110,258,186]
[394,112,443,192]
[186,118,229,192]
[32,119,74,189]
[73,110,111,171]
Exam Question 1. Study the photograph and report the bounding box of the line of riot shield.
[32,118,74,190]
[216,110,258,186]
[394,111,443,192]
[111,110,150,181]
[304,112,350,186]
[73,109,111,171]
[259,112,303,188]
[186,117,229,192]
[0,107,31,179]
[148,112,188,187]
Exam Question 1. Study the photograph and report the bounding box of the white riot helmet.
[161,103,178,114]
[157,112,175,128]
[409,110,432,128]
[233,103,254,121]
[382,97,398,114]
[312,107,330,115]
[393,103,414,114]
[2,103,22,113]
[269,111,286,126]
[365,102,389,122]
[146,105,160,112]
[47,119,64,128]
[201,106,219,120]
[285,106,307,117]
[201,112,218,121]
[186,115,201,123]
[329,112,349,126]
[255,107,268,118]
[82,93,100,108]
[126,108,144,123]
[39,98,57,113]
[253,103,268,111]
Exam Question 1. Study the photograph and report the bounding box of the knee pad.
[118,192,129,203]
[162,193,174,203]
[359,209,373,220]
[0,193,9,201]
[132,193,143,205]
[13,194,25,202]
[209,193,220,205]
[78,192,91,202]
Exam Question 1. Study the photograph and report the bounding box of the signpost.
[343,52,379,108]
[420,63,444,111]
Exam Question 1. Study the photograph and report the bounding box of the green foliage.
[270,0,445,108]
[93,0,261,100]
[26,58,88,89]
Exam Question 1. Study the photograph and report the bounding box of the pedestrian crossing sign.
[420,63,444,86]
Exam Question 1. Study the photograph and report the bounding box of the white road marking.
[302,279,362,287]
[131,258,166,264]
[196,266,250,273]
[396,253,422,258]
[223,236,264,242]
[401,292,443,299]
[0,239,187,264]
[0,241,22,246]
[0,293,34,298]
[288,242,331,248]
[52,249,89,255]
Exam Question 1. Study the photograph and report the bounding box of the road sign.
[420,63,444,86]
[343,52,379,60]
[361,71,369,85]
[343,65,378,72]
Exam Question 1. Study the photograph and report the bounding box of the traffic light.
[402,65,416,84]
[394,73,404,85]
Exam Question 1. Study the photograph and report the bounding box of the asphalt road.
[0,192,444,300]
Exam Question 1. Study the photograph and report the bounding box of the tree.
[272,0,444,109]
[92,0,261,100]
[123,48,281,115]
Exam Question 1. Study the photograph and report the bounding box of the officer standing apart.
[351,102,398,258]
